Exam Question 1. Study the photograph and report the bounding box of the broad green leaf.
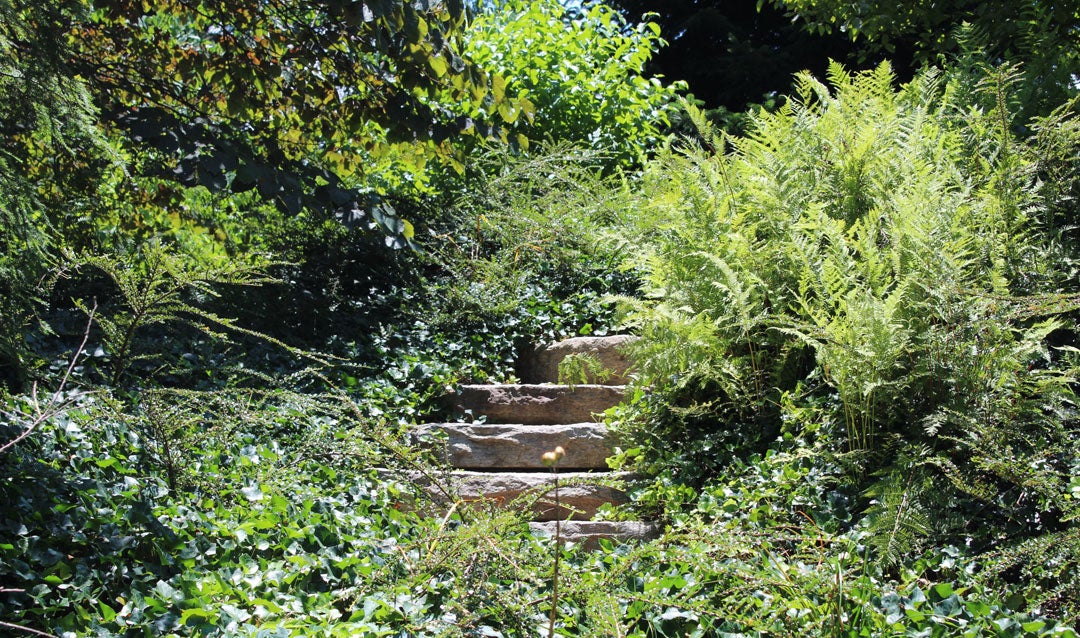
[492,74,507,104]
[429,55,447,77]
[241,484,264,502]
[180,607,216,625]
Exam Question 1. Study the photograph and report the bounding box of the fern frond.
[864,459,932,566]
[557,353,613,388]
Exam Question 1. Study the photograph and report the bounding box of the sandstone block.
[412,423,615,470]
[403,470,631,521]
[451,384,626,425]
[529,520,661,550]
[523,335,638,385]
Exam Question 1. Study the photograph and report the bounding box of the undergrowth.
[611,60,1080,622]
[3,393,1076,636]
[1,60,1078,636]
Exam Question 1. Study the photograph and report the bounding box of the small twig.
[0,301,96,455]
[0,620,58,638]
[549,469,560,637]
[482,534,527,573]
[425,501,461,560]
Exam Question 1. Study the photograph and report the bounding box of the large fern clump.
[616,61,1079,611]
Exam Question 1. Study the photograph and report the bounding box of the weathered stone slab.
[522,335,638,385]
[452,471,628,521]
[412,423,615,470]
[406,470,630,521]
[529,520,661,550]
[451,384,626,425]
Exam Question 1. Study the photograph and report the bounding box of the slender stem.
[548,467,560,637]
[0,620,58,638]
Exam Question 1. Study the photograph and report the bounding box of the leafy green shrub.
[464,0,683,171]
[414,144,638,383]
[613,60,1080,604]
[62,244,288,387]
[0,0,110,391]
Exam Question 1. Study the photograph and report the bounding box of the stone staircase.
[411,335,657,549]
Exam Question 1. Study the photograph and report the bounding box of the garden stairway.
[411,335,658,549]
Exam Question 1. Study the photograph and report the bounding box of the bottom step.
[390,470,632,521]
[529,521,661,551]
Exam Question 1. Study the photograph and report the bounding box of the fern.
[557,353,613,388]
[863,453,933,567]
[613,60,1079,574]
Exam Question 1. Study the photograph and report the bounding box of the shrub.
[464,0,683,171]
[417,144,639,383]
[614,61,1080,609]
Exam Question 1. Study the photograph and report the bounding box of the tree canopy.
[68,0,533,225]
[465,0,681,169]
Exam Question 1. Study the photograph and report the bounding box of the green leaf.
[932,594,961,617]
[269,493,289,512]
[492,74,507,104]
[241,484,264,502]
[904,608,926,622]
[429,55,448,77]
[965,600,992,618]
[497,101,519,124]
[99,601,117,622]
[180,607,216,625]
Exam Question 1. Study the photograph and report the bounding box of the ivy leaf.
[241,484,264,502]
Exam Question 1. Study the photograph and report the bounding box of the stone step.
[529,520,661,550]
[522,335,638,385]
[452,384,626,425]
[409,470,631,521]
[411,423,615,470]
[450,471,628,521]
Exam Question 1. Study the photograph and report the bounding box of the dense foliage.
[4,383,1079,636]
[614,61,1080,618]
[2,0,1079,636]
[464,0,682,170]
[75,0,534,212]
[773,0,1080,119]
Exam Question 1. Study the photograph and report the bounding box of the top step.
[521,335,638,385]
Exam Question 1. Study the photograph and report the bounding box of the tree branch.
[0,620,58,638]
